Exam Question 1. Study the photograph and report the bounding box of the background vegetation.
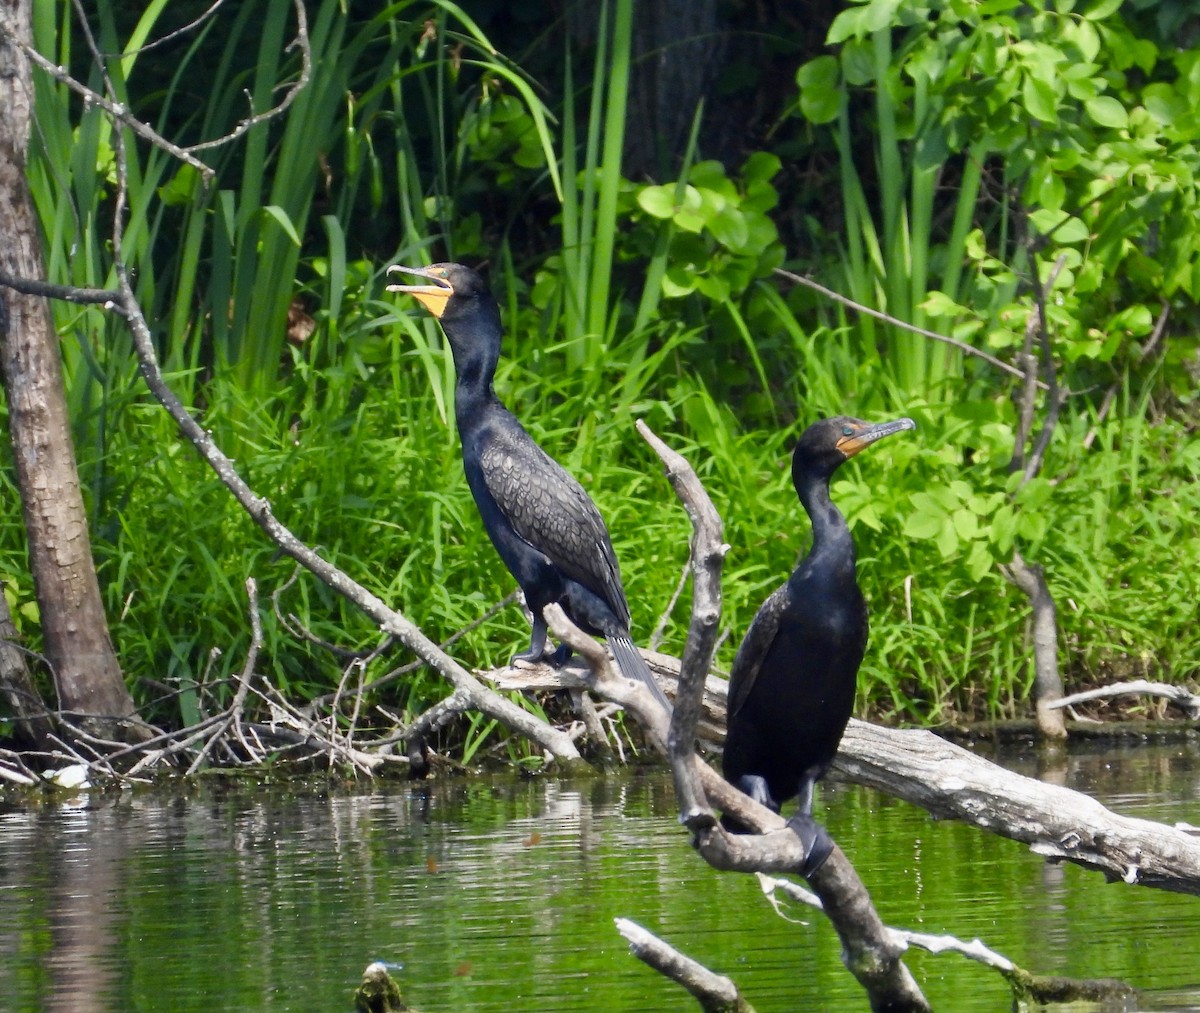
[2,0,1198,748]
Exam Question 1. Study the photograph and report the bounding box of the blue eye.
[842,425,854,437]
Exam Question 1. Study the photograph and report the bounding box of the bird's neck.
[443,313,502,425]
[797,474,856,579]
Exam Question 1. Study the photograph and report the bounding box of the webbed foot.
[547,643,573,667]
[786,813,834,877]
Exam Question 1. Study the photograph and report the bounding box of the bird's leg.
[734,775,780,813]
[547,642,574,667]
[786,771,834,876]
[511,615,549,666]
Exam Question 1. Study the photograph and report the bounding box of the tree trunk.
[999,551,1067,740]
[0,579,54,749]
[0,1,139,739]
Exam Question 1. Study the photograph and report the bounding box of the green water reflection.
[1,742,1198,1012]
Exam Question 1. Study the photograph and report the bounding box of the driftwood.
[834,720,1200,894]
[1044,679,1200,720]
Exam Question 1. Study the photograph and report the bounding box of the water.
[1,741,1198,1012]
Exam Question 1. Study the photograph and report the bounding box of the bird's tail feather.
[607,635,672,713]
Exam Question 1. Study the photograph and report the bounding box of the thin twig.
[773,267,1039,386]
[649,559,690,652]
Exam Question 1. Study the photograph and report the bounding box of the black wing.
[726,583,790,719]
[479,423,630,627]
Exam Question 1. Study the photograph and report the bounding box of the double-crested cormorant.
[387,262,671,712]
[722,415,915,871]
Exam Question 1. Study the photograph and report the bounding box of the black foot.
[512,615,549,667]
[547,643,573,667]
[786,814,834,877]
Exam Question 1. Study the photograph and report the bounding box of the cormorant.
[722,415,915,872]
[387,262,671,713]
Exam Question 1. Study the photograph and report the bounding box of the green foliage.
[5,0,1200,750]
[795,0,1200,380]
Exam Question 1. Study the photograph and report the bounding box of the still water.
[1,741,1199,1012]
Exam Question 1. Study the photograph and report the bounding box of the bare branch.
[636,420,727,827]
[615,918,753,1013]
[772,267,1041,386]
[183,1,311,155]
[3,0,312,183]
[4,26,214,180]
[758,874,1136,1006]
[1044,679,1200,720]
[836,720,1200,892]
[186,578,263,775]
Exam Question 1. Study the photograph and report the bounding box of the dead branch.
[615,918,754,1013]
[1,0,312,183]
[758,874,1137,1007]
[186,578,264,775]
[772,267,1040,386]
[1000,252,1070,739]
[1044,679,1200,720]
[998,552,1067,739]
[637,419,726,826]
[835,720,1200,893]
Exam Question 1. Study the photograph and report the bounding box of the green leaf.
[952,508,980,541]
[662,267,696,298]
[1106,303,1153,336]
[1022,72,1059,123]
[841,39,875,86]
[1029,209,1089,244]
[989,504,1018,556]
[158,164,201,207]
[794,59,842,126]
[1016,477,1053,510]
[1085,95,1129,129]
[261,205,301,246]
[903,512,945,540]
[827,7,870,44]
[796,55,839,90]
[637,184,677,219]
[910,490,952,516]
[966,540,995,582]
[742,151,781,187]
[1082,0,1123,18]
[936,521,960,558]
[709,207,749,250]
[920,290,965,316]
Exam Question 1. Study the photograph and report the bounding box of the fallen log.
[488,661,1200,895]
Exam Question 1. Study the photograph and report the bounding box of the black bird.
[387,262,671,713]
[722,415,915,872]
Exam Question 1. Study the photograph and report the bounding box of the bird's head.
[386,262,489,322]
[793,415,916,485]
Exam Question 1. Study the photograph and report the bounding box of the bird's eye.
[842,425,854,437]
